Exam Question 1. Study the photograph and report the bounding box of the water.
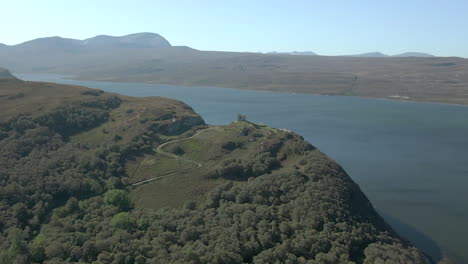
[17,73,468,262]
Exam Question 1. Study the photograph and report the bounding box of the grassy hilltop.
[0,73,429,263]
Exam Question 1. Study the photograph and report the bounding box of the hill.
[267,51,317,56]
[0,76,429,263]
[393,52,434,58]
[347,52,434,58]
[347,52,388,57]
[1,33,467,105]
[5,32,170,51]
[0,67,14,78]
[82,32,171,48]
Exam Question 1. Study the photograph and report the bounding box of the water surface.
[18,73,468,262]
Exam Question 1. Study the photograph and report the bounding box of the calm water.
[18,74,468,262]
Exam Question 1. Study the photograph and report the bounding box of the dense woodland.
[0,78,428,263]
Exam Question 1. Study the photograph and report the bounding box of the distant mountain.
[82,32,171,48]
[347,52,389,57]
[1,33,466,106]
[392,52,434,57]
[13,36,83,51]
[4,32,171,52]
[0,33,173,73]
[267,51,317,56]
[347,51,434,58]
[0,67,14,78]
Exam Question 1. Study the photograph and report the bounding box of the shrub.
[221,141,240,151]
[110,212,133,230]
[104,189,132,211]
[166,144,185,155]
[81,90,104,96]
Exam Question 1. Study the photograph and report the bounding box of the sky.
[1,0,467,57]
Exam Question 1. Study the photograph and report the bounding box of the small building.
[237,113,247,121]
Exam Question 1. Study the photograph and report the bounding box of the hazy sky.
[1,0,467,57]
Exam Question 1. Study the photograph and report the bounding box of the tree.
[104,189,132,211]
[111,212,133,230]
[30,234,47,262]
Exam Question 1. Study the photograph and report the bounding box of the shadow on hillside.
[378,210,441,263]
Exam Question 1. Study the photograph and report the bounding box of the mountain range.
[266,51,434,57]
[1,32,171,51]
[347,51,434,58]
[1,32,467,105]
[266,51,317,56]
[1,33,433,58]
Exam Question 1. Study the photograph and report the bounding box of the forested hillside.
[0,76,428,263]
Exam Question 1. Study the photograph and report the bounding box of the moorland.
[1,33,468,105]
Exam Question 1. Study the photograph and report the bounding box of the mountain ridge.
[392,52,435,57]
[346,51,434,57]
[266,51,317,56]
[1,33,437,57]
[0,67,14,78]
[3,32,171,50]
[1,33,467,106]
[82,32,171,48]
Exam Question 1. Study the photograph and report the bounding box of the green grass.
[126,154,195,184]
[130,166,224,209]
[70,103,144,145]
[128,121,307,210]
[162,138,204,159]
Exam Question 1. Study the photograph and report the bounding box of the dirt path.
[130,128,212,187]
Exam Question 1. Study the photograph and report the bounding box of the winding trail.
[130,128,212,187]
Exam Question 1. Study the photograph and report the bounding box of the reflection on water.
[17,73,468,263]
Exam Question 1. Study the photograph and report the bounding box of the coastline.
[14,72,468,264]
[22,72,468,108]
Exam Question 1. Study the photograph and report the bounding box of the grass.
[130,167,223,209]
[0,78,105,123]
[163,139,204,159]
[128,121,305,210]
[0,78,302,212]
[0,76,305,212]
[70,102,148,145]
[126,154,196,184]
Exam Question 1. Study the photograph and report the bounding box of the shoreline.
[69,76,468,108]
[16,72,468,109]
[13,72,468,264]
